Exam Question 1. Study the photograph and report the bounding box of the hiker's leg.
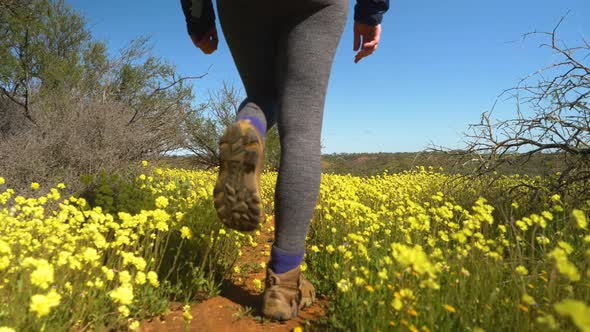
[214,0,280,231]
[271,0,348,268]
[216,0,279,133]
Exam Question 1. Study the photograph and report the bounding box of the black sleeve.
[354,0,390,25]
[180,0,216,40]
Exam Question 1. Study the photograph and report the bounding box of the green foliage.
[264,125,281,171]
[0,0,91,101]
[0,0,197,193]
[0,0,192,115]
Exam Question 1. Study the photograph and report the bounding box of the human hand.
[353,22,381,63]
[191,26,218,54]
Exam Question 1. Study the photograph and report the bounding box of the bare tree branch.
[430,14,590,197]
[127,72,208,125]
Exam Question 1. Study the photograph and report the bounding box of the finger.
[355,52,366,63]
[359,43,377,55]
[363,39,379,50]
[361,47,376,57]
[354,51,365,64]
[355,48,374,62]
[353,30,360,51]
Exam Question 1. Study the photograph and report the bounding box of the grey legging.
[216,0,348,255]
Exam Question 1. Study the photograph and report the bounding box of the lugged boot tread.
[213,120,265,231]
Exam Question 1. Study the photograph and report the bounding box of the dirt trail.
[140,216,326,332]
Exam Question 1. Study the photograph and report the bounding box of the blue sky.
[69,0,589,153]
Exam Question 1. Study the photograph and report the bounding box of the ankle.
[237,115,266,139]
[270,246,304,274]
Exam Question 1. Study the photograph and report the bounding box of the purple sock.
[237,115,266,139]
[270,247,304,274]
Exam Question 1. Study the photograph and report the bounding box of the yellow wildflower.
[536,315,559,330]
[119,270,132,284]
[155,196,169,209]
[147,271,160,288]
[30,260,54,290]
[180,226,192,239]
[128,320,140,330]
[515,265,528,276]
[554,299,590,332]
[549,247,580,281]
[572,209,587,230]
[110,284,134,305]
[392,298,403,310]
[337,279,350,292]
[102,267,115,281]
[252,278,263,291]
[521,294,536,306]
[135,272,146,285]
[443,304,456,313]
[183,304,193,321]
[29,289,61,318]
[118,305,130,317]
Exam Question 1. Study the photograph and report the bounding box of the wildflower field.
[0,165,589,331]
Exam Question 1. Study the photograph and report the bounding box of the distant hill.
[158,152,565,177]
[321,152,564,177]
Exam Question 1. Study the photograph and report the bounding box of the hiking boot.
[261,266,316,321]
[213,119,265,231]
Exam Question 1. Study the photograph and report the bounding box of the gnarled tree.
[437,16,589,197]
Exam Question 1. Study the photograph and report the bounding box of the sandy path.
[140,216,325,332]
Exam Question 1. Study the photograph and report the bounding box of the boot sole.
[213,121,264,231]
[262,297,299,321]
[263,297,315,321]
[261,272,316,321]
